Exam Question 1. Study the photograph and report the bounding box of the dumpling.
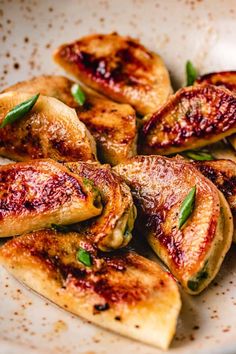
[0,229,181,350]
[114,155,233,294]
[0,159,102,237]
[2,76,137,165]
[0,91,96,162]
[140,85,236,155]
[53,33,172,115]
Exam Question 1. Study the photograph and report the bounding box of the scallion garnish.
[178,186,196,229]
[183,150,213,161]
[0,93,40,128]
[186,61,198,86]
[76,247,92,267]
[71,84,86,106]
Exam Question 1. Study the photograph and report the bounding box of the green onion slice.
[183,150,214,161]
[71,84,86,106]
[76,247,92,267]
[186,60,198,86]
[178,185,196,229]
[0,93,40,128]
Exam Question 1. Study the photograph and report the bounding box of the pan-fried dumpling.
[140,85,236,155]
[2,76,137,165]
[0,91,96,162]
[0,159,102,237]
[0,229,181,350]
[53,33,172,115]
[114,155,233,294]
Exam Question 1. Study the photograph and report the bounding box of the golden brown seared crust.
[2,76,137,166]
[114,155,233,294]
[140,85,236,155]
[0,91,96,162]
[66,162,136,251]
[0,159,102,237]
[0,230,181,349]
[53,33,173,115]
[194,159,236,242]
[195,71,236,93]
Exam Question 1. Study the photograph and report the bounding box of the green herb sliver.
[186,60,198,86]
[178,186,196,229]
[76,247,92,267]
[0,93,40,128]
[71,84,86,106]
[183,150,213,161]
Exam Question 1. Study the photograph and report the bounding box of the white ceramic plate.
[0,1,236,353]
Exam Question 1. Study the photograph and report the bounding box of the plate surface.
[0,0,236,353]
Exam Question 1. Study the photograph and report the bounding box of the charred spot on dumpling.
[114,316,122,321]
[77,100,94,112]
[94,303,110,313]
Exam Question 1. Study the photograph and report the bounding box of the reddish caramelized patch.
[92,277,148,305]
[0,165,85,219]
